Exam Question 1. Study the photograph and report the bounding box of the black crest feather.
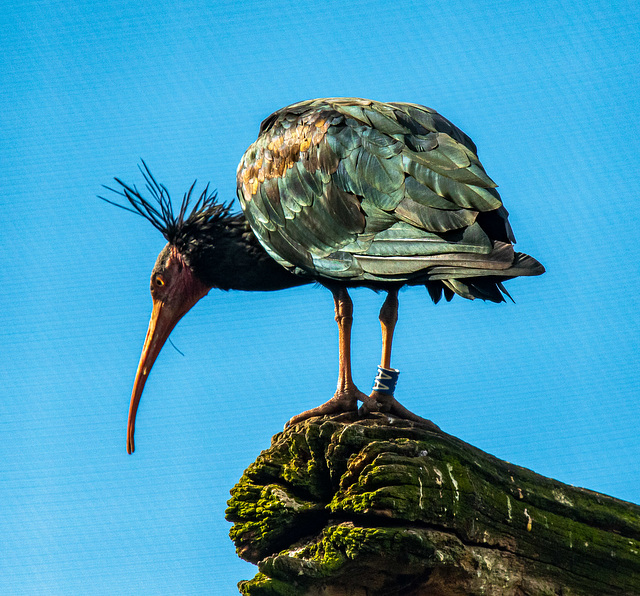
[100,160,232,248]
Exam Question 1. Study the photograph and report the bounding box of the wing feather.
[237,98,543,297]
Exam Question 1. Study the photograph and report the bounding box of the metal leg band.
[372,365,399,396]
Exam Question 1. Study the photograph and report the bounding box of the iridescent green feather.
[236,98,543,299]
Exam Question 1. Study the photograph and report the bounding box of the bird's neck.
[188,215,308,292]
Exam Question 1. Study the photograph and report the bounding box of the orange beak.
[127,298,185,454]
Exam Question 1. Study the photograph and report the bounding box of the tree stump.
[226,413,640,595]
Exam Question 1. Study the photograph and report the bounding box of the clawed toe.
[285,390,359,428]
[357,393,384,416]
[286,386,440,433]
[362,391,441,431]
[285,392,440,435]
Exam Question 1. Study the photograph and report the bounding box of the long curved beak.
[127,298,184,454]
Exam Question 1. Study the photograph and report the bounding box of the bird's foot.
[285,386,368,428]
[359,390,441,432]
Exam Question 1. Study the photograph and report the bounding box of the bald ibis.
[104,98,544,453]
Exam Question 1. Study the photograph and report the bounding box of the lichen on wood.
[226,413,640,595]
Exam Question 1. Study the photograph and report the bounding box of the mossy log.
[226,413,640,595]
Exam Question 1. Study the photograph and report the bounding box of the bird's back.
[237,98,543,302]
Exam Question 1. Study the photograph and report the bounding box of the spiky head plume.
[100,161,233,254]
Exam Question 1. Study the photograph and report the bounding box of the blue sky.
[2,0,639,593]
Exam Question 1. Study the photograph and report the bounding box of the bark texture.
[226,413,640,595]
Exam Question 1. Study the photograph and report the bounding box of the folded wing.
[237,98,544,303]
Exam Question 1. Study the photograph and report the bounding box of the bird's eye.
[155,276,165,287]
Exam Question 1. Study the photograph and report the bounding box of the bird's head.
[101,162,232,453]
[126,244,210,454]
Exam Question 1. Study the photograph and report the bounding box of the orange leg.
[363,290,440,430]
[286,287,367,427]
[379,289,398,369]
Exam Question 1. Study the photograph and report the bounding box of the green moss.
[227,414,640,594]
[238,573,301,596]
[227,480,322,562]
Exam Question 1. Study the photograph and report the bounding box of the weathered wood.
[226,413,640,595]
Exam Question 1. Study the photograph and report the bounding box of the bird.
[103,97,544,454]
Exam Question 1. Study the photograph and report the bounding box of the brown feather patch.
[239,112,332,199]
